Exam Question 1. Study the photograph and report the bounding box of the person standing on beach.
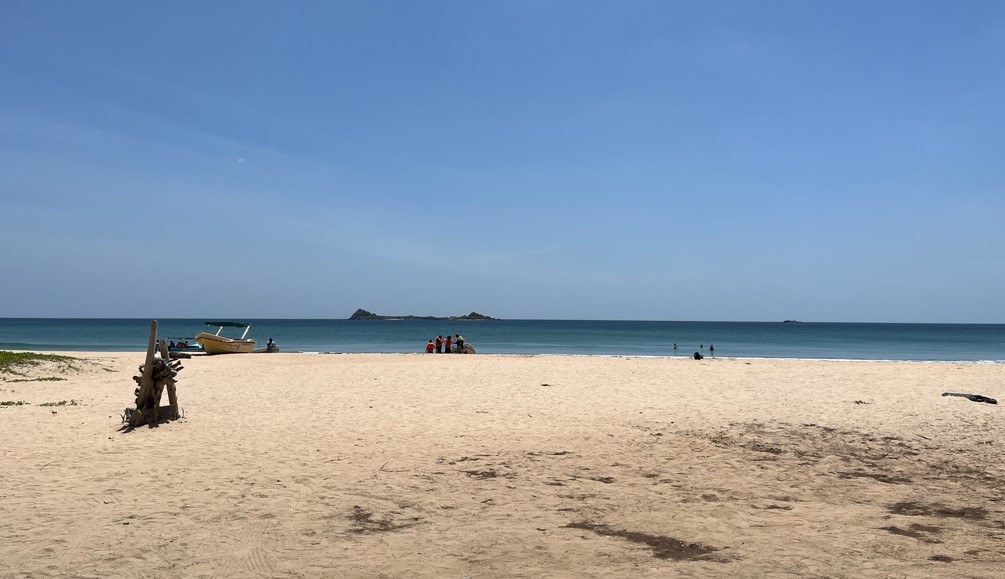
[426,340,435,353]
[455,333,464,350]
[435,335,443,353]
[444,335,452,353]
[709,344,714,356]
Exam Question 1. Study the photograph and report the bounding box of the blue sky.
[1,1,1003,322]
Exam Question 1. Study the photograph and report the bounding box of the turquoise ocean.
[1,318,1003,362]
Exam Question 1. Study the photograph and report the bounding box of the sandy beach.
[1,353,1003,578]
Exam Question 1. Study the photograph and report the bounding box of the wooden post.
[159,339,180,419]
[165,382,179,419]
[157,339,179,420]
[131,321,159,426]
[154,340,168,402]
[151,339,167,420]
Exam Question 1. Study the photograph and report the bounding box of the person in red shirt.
[425,340,434,353]
[435,335,443,353]
[444,335,452,353]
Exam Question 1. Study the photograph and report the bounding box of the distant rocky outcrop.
[349,309,496,321]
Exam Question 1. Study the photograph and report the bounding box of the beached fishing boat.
[194,321,255,354]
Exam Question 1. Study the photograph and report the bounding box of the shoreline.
[296,352,1005,364]
[8,347,1005,364]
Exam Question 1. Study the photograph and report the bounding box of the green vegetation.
[9,377,66,383]
[0,351,78,371]
[0,351,80,380]
[39,399,78,407]
[0,399,80,407]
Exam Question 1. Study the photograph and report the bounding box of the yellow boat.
[195,321,256,354]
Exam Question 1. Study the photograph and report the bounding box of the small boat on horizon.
[195,321,256,355]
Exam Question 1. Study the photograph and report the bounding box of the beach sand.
[1,353,1003,578]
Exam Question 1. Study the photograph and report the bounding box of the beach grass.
[0,399,77,407]
[0,350,80,380]
[38,399,78,407]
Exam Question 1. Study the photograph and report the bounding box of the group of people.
[425,333,464,353]
[168,340,190,349]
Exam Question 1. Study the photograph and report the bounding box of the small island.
[349,309,496,321]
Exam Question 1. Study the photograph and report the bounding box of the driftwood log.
[942,392,998,404]
[125,321,183,426]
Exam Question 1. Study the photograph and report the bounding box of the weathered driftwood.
[124,405,178,426]
[157,340,180,416]
[133,320,158,413]
[942,392,998,404]
[126,322,183,427]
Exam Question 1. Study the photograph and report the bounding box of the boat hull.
[195,332,256,354]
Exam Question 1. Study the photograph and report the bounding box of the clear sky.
[1,1,1003,322]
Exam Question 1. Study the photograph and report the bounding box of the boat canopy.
[203,321,250,328]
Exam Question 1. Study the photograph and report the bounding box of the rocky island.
[349,309,496,321]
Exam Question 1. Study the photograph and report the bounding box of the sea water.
[1,318,1003,362]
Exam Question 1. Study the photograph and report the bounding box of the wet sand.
[1,353,1003,577]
